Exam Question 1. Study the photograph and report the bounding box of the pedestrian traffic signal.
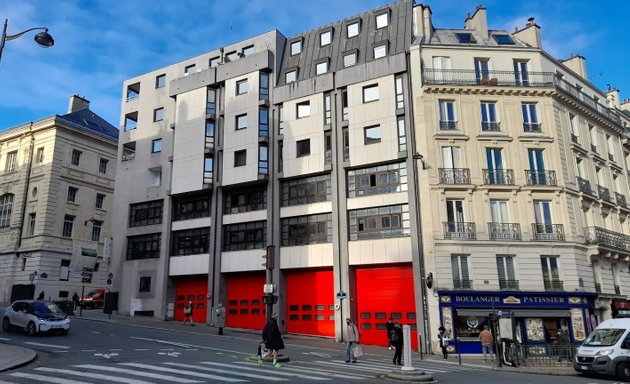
[106,278,112,286]
[262,293,278,305]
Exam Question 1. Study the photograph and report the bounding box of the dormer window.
[376,12,389,29]
[286,69,297,83]
[320,30,332,47]
[493,34,514,45]
[290,40,302,55]
[347,21,360,38]
[456,33,475,44]
[316,61,328,75]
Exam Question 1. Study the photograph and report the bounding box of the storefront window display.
[455,315,491,341]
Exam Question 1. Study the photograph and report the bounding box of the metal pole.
[402,325,415,371]
[453,327,462,365]
[0,19,8,64]
[80,285,84,316]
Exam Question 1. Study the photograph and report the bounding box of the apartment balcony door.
[528,149,546,184]
[433,56,452,82]
[474,58,490,83]
[490,200,509,224]
[533,200,553,233]
[486,148,504,184]
[514,60,529,86]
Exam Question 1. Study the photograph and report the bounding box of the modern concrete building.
[0,95,118,303]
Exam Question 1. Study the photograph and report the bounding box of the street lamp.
[0,18,55,64]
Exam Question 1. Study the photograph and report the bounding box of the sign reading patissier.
[450,293,574,307]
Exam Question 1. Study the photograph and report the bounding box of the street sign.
[336,290,347,300]
[263,284,274,293]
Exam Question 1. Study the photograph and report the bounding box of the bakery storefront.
[438,290,596,354]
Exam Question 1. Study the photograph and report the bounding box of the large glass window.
[373,44,387,59]
[96,193,105,209]
[281,174,331,207]
[223,221,266,251]
[91,220,102,242]
[281,213,332,246]
[451,254,471,288]
[129,200,163,227]
[316,61,328,75]
[497,255,517,289]
[172,228,210,256]
[347,162,406,198]
[297,139,311,157]
[224,188,267,214]
[349,204,410,240]
[364,126,381,145]
[260,73,269,102]
[343,52,357,67]
[362,84,379,103]
[236,79,249,95]
[297,101,311,118]
[259,108,269,138]
[71,149,82,166]
[439,100,456,129]
[258,144,268,175]
[62,215,75,237]
[236,114,248,130]
[320,30,331,46]
[521,103,540,132]
[155,74,166,88]
[127,233,161,260]
[286,70,297,83]
[395,76,404,109]
[99,158,108,174]
[67,186,78,203]
[0,194,14,228]
[480,101,499,131]
[153,107,164,122]
[290,40,301,55]
[172,195,210,222]
[376,12,389,29]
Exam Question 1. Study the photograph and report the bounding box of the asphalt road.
[0,311,625,383]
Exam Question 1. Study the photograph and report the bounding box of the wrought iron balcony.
[584,226,630,253]
[439,121,458,130]
[597,185,612,202]
[571,134,579,143]
[443,222,477,240]
[422,68,555,87]
[577,177,592,195]
[499,279,519,290]
[483,169,514,185]
[544,279,564,291]
[532,223,565,241]
[439,168,471,184]
[481,122,501,132]
[554,77,621,125]
[488,222,522,240]
[453,279,473,289]
[525,170,557,186]
[616,193,627,208]
[523,123,542,132]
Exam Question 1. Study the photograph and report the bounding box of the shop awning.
[512,309,570,317]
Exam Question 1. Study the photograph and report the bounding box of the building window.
[281,213,332,246]
[173,194,211,221]
[153,107,164,122]
[281,174,331,207]
[62,215,75,237]
[147,167,162,187]
[362,84,379,103]
[373,44,387,59]
[316,61,328,75]
[521,103,540,132]
[343,51,357,67]
[397,117,407,152]
[320,30,331,46]
[456,33,475,43]
[155,74,166,88]
[206,87,216,115]
[236,114,248,130]
[343,127,349,161]
[278,105,284,134]
[223,221,266,251]
[95,193,105,209]
[260,73,269,102]
[71,149,82,166]
[242,45,254,57]
[497,255,517,290]
[474,58,490,84]
[225,51,237,62]
[439,100,457,129]
[5,151,17,172]
[129,200,163,227]
[376,12,389,29]
[205,120,215,147]
[297,139,311,157]
[224,188,266,214]
[541,256,561,287]
[99,158,108,174]
[124,112,138,130]
[172,228,210,256]
[290,40,301,55]
[67,186,78,203]
[234,150,247,167]
[259,144,268,175]
[347,21,359,38]
[209,56,220,67]
[296,101,311,118]
[91,220,102,242]
[126,233,161,260]
[126,82,140,101]
[35,147,44,163]
[0,194,14,228]
[325,131,332,164]
[451,254,471,289]
[493,34,514,45]
[28,213,36,236]
[122,141,136,162]
[185,64,196,75]
[324,93,332,125]
[204,155,213,184]
[349,204,410,240]
[259,108,269,138]
[236,79,249,95]
[278,140,284,173]
[364,126,381,145]
[513,60,529,86]
[152,139,162,153]
[342,89,349,121]
[347,162,406,198]
[139,276,151,293]
[480,101,499,131]
[395,76,404,109]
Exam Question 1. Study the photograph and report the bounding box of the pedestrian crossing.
[0,357,473,383]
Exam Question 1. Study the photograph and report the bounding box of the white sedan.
[2,300,70,336]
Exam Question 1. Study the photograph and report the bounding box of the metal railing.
[616,192,627,208]
[506,343,576,367]
[453,279,473,289]
[523,122,542,132]
[584,226,630,253]
[532,223,565,241]
[439,168,471,184]
[483,169,514,185]
[498,279,519,290]
[422,68,556,87]
[443,222,476,240]
[439,121,458,130]
[488,222,522,240]
[597,185,612,202]
[481,122,501,131]
[577,177,592,195]
[543,279,564,291]
[554,77,621,124]
[525,170,557,186]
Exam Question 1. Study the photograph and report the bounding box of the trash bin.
[54,301,75,316]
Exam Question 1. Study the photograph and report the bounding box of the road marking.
[311,360,389,373]
[238,361,368,379]
[23,341,70,349]
[157,351,181,357]
[8,372,93,384]
[164,362,288,381]
[94,352,119,359]
[120,363,247,382]
[301,352,333,358]
[201,362,330,381]
[75,364,203,383]
[0,337,11,341]
[52,350,69,353]
[36,367,157,384]
[81,349,96,352]
[131,337,249,355]
[110,348,124,351]
[134,348,149,351]
[160,348,174,351]
[91,331,101,334]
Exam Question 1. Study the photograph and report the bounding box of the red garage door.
[355,265,418,350]
[286,269,334,337]
[226,272,266,330]
[174,275,208,323]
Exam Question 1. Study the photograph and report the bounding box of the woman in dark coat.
[392,321,404,365]
[262,313,285,368]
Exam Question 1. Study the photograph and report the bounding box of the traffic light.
[262,245,275,270]
[106,278,112,286]
[262,293,278,305]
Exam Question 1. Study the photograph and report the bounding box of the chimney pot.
[528,17,535,22]
[68,94,90,113]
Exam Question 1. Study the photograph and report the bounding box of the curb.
[0,348,37,373]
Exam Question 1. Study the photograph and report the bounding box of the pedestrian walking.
[385,318,395,350]
[215,303,226,335]
[438,326,449,359]
[72,292,80,310]
[183,300,194,326]
[555,329,570,361]
[479,325,494,362]
[391,321,404,365]
[345,318,360,364]
[261,313,285,368]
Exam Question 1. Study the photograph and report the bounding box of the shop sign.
[451,293,568,307]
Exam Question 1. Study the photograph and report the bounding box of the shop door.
[226,272,266,330]
[174,276,208,323]
[356,265,418,350]
[286,269,334,337]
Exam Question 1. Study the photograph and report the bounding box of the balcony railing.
[554,77,621,125]
[453,279,473,289]
[439,121,458,130]
[481,122,501,132]
[577,177,592,195]
[488,222,522,240]
[523,122,542,132]
[422,68,555,87]
[584,226,630,253]
[443,222,476,240]
[483,169,514,185]
[597,185,612,202]
[543,279,564,291]
[532,223,565,241]
[499,279,519,290]
[616,193,627,208]
[439,168,471,184]
[526,170,557,186]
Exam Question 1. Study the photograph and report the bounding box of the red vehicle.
[79,288,105,308]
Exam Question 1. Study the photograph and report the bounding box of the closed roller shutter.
[226,272,266,330]
[174,275,208,323]
[286,269,335,337]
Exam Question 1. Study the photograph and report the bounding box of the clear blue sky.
[1,0,628,130]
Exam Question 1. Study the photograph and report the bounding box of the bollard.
[402,325,414,371]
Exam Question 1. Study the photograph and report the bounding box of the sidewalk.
[0,305,578,376]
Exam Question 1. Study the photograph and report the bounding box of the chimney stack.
[68,94,90,113]
[414,4,434,40]
[464,5,488,39]
[562,54,588,80]
[513,17,542,48]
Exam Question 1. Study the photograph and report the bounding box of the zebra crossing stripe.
[23,342,70,349]
[36,367,157,384]
[119,363,247,383]
[74,364,203,383]
[311,360,389,373]
[200,362,330,381]
[241,362,367,380]
[8,372,93,384]
[0,379,18,384]
[163,362,287,381]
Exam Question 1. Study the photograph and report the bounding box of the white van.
[574,318,630,381]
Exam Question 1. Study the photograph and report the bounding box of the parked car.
[575,318,630,381]
[79,288,105,308]
[2,300,71,336]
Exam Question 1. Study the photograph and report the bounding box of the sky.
[0,0,628,130]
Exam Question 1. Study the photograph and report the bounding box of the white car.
[2,300,70,336]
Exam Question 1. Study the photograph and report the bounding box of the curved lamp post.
[0,18,55,64]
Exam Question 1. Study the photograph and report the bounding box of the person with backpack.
[183,300,194,326]
[261,313,284,368]
[391,321,404,365]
